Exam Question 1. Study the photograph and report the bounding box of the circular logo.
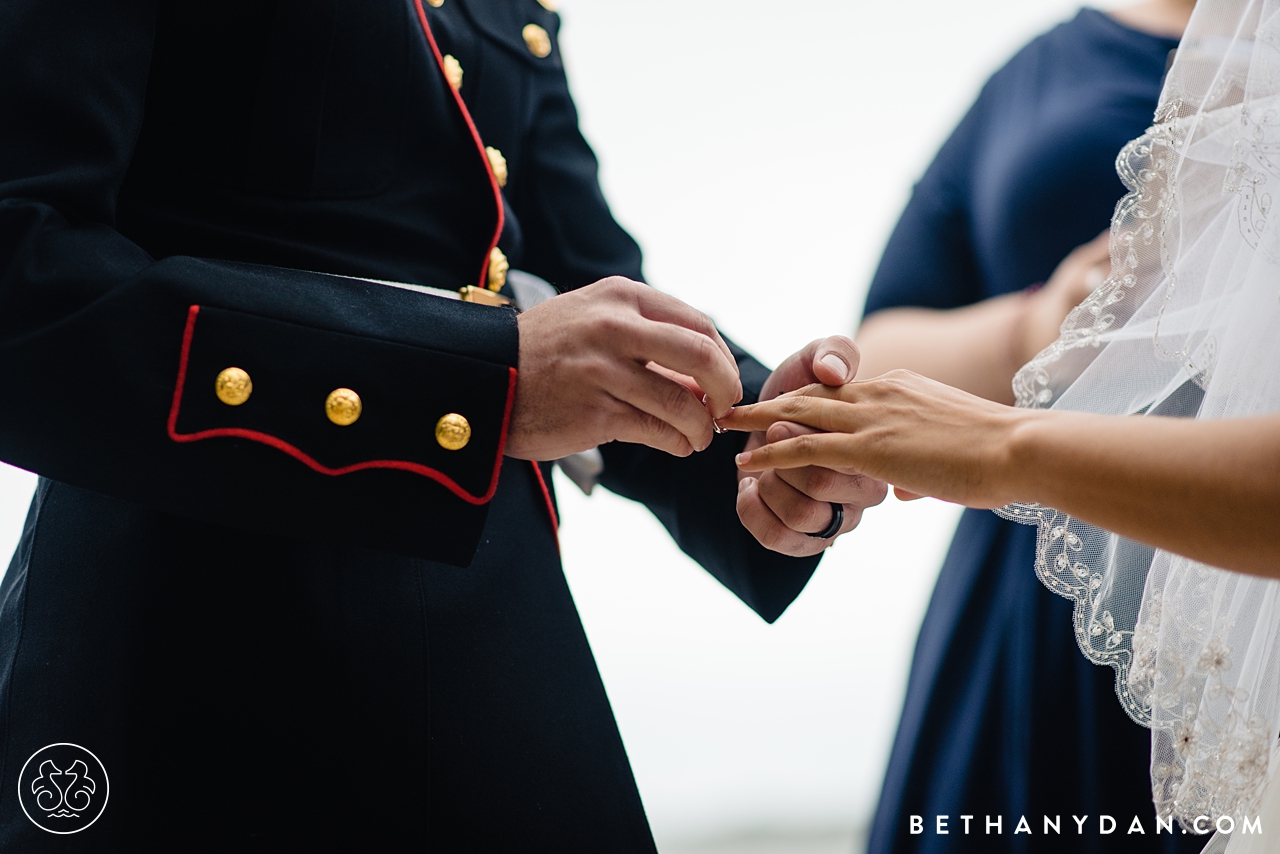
[17,744,109,834]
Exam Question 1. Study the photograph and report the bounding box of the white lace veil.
[997,0,1280,834]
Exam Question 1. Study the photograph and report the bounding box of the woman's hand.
[719,370,1036,509]
[735,337,888,555]
[1014,232,1111,366]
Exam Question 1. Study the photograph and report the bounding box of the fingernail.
[737,477,750,494]
[820,353,850,382]
[735,452,751,467]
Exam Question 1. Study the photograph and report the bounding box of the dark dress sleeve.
[0,0,520,567]
[514,35,819,623]
[862,92,990,317]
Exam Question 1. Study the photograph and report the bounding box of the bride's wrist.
[1000,409,1055,505]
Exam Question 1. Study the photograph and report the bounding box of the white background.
[0,0,1106,849]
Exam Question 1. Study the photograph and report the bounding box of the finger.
[624,319,741,418]
[765,421,854,461]
[646,362,705,401]
[1084,262,1109,291]
[894,486,926,501]
[1083,230,1111,260]
[614,362,716,452]
[763,337,858,405]
[631,286,738,384]
[719,393,854,434]
[776,466,889,508]
[736,477,828,558]
[736,431,858,472]
[756,470,839,534]
[607,398,696,457]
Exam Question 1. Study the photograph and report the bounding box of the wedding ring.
[702,393,726,434]
[806,502,844,539]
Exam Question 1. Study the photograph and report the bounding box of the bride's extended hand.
[719,370,1036,509]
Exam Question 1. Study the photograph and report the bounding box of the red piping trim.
[529,461,560,546]
[413,0,505,289]
[167,305,515,506]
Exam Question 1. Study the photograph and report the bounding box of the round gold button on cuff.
[427,0,444,6]
[326,388,363,426]
[522,24,552,58]
[215,367,253,406]
[436,413,472,451]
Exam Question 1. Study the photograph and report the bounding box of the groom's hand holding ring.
[506,277,743,461]
[737,336,888,556]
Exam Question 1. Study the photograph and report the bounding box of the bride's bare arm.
[721,372,1280,580]
[854,234,1109,404]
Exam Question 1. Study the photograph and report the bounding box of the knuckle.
[805,466,840,496]
[761,484,815,531]
[582,358,613,388]
[663,377,696,414]
[864,478,890,507]
[596,311,629,338]
[878,369,918,393]
[793,433,820,457]
[789,500,826,532]
[762,494,803,527]
[637,412,664,441]
[691,333,717,368]
[758,520,789,552]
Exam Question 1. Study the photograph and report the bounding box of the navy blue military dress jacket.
[0,1,820,849]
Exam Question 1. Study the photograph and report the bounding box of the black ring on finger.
[806,502,844,539]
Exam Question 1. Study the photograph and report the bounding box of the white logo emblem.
[17,744,109,834]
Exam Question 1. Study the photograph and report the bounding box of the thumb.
[763,336,859,401]
[811,335,859,386]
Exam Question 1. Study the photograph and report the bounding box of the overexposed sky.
[0,0,1126,847]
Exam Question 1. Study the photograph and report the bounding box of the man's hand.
[737,337,888,556]
[506,277,743,461]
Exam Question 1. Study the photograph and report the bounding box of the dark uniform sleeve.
[862,92,988,318]
[511,12,818,623]
[0,1,518,567]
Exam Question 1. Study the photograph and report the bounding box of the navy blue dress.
[863,11,1202,854]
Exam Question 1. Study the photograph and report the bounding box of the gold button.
[522,24,552,59]
[442,54,463,90]
[458,286,512,307]
[486,146,508,188]
[487,247,509,291]
[325,388,362,426]
[214,367,253,407]
[427,0,443,5]
[436,413,472,451]
[537,0,558,10]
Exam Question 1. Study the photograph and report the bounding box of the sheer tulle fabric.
[997,0,1280,837]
